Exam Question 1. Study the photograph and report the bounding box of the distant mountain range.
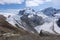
[41,7,60,17]
[18,7,60,17]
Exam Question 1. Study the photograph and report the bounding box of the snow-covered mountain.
[0,8,60,35]
[41,7,56,17]
[41,7,60,17]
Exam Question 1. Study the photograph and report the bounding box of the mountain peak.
[41,7,57,17]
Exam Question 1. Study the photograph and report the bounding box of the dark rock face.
[56,9,60,13]
[21,14,44,27]
[20,15,38,33]
[41,7,60,17]
[18,8,35,16]
[30,15,44,26]
[18,10,25,15]
[57,19,60,27]
[20,14,44,33]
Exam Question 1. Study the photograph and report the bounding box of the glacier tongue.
[35,22,55,34]
[35,17,60,34]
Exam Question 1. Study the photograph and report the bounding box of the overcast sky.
[0,0,60,10]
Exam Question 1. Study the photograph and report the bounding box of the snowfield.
[35,17,60,34]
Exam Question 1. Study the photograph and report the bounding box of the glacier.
[0,8,60,35]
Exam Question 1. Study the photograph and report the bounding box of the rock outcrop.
[57,19,60,27]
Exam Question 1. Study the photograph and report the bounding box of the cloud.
[52,0,60,6]
[45,0,52,2]
[26,0,52,7]
[0,0,24,5]
[26,0,60,7]
[0,9,20,17]
[26,1,40,7]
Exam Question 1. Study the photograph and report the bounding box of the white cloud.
[0,9,20,17]
[0,0,24,5]
[26,1,39,7]
[52,0,60,6]
[26,0,52,7]
[45,0,52,2]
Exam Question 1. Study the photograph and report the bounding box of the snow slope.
[35,22,55,34]
[35,17,60,34]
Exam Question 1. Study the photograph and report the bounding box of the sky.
[0,0,60,10]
